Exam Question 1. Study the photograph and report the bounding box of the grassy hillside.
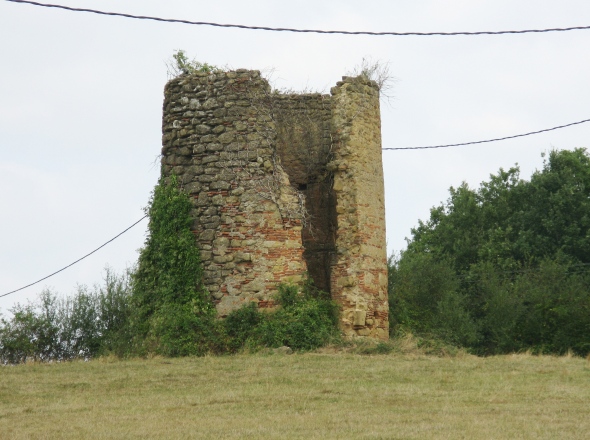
[1,351,589,439]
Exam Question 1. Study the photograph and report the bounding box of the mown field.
[1,349,589,440]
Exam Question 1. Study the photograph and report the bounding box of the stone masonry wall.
[329,77,389,339]
[161,70,307,316]
[161,70,388,339]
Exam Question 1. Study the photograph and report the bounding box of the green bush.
[0,300,52,364]
[221,283,340,353]
[223,302,262,353]
[388,253,477,347]
[468,262,523,354]
[511,260,590,355]
[252,284,340,351]
[147,303,219,357]
[0,268,132,364]
[96,269,133,356]
[167,50,222,78]
[388,253,590,356]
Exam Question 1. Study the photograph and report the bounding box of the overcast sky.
[1,0,590,313]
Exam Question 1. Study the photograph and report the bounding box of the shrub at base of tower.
[254,283,340,351]
[223,283,340,352]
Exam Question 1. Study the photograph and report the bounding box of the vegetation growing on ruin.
[347,56,395,100]
[389,148,590,356]
[166,49,222,78]
[130,174,216,356]
[0,176,340,363]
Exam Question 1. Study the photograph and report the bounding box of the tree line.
[389,148,590,355]
[2,148,589,362]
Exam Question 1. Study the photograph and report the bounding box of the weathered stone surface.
[199,229,216,241]
[195,125,211,134]
[161,70,387,339]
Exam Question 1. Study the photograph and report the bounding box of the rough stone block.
[199,229,216,241]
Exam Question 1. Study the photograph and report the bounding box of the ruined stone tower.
[161,69,388,339]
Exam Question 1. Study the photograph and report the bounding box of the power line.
[7,0,590,37]
[383,118,590,151]
[457,262,590,285]
[0,216,147,299]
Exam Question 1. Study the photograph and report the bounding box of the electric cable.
[6,0,590,37]
[383,118,590,151]
[0,215,147,298]
[457,262,590,284]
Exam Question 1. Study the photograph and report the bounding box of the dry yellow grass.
[1,352,589,439]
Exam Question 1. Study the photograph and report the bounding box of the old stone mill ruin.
[160,69,388,340]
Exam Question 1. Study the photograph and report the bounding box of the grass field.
[1,349,589,439]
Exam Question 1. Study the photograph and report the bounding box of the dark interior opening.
[273,96,336,293]
[299,177,337,293]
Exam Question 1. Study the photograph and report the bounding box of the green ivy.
[131,175,215,355]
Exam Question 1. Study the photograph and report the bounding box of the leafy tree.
[391,149,590,355]
[407,149,590,270]
[388,252,477,346]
